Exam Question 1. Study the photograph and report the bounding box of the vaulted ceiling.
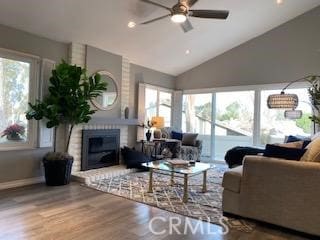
[0,0,319,75]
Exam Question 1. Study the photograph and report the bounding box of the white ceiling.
[0,0,319,76]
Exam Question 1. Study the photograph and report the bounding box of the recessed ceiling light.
[276,0,284,5]
[185,50,190,55]
[128,21,136,28]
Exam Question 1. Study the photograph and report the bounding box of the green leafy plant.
[26,60,107,152]
[307,75,320,125]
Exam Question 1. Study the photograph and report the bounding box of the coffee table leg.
[171,171,174,186]
[202,170,207,193]
[183,174,188,203]
[148,169,153,193]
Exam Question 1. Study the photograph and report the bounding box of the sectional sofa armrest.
[239,155,320,234]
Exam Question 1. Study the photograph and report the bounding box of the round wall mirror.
[91,70,118,110]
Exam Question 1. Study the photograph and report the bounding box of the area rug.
[86,167,255,233]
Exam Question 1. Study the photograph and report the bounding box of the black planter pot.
[43,157,74,186]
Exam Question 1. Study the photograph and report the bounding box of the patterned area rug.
[86,167,255,233]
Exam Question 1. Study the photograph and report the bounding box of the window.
[214,91,254,160]
[0,50,38,149]
[145,86,172,127]
[159,91,172,126]
[182,84,312,162]
[182,94,212,159]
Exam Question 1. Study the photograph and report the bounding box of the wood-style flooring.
[0,183,315,240]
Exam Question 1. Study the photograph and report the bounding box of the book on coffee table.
[166,159,189,167]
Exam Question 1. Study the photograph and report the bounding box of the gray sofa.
[222,155,320,236]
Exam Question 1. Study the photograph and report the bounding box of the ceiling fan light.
[171,14,187,23]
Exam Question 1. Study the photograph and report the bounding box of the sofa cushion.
[275,141,304,149]
[285,135,311,148]
[222,166,243,193]
[182,133,198,146]
[171,131,183,140]
[263,144,306,160]
[300,137,320,163]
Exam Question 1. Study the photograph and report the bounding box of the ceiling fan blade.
[140,0,172,12]
[180,19,193,33]
[180,0,199,8]
[189,10,229,19]
[140,14,171,25]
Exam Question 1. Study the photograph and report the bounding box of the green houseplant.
[26,60,107,186]
[307,75,320,125]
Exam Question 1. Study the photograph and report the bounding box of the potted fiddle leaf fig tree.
[26,60,107,186]
[307,75,320,125]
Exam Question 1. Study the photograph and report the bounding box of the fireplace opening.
[81,129,120,171]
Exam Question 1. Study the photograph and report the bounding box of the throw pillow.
[263,144,307,161]
[121,146,150,169]
[285,135,311,148]
[275,141,304,149]
[182,133,198,146]
[300,137,320,162]
[171,131,183,141]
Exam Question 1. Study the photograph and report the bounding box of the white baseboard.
[0,176,45,191]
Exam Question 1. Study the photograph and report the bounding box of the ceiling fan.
[140,0,229,33]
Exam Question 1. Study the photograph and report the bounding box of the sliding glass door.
[182,94,212,160]
[181,86,312,162]
[213,91,255,160]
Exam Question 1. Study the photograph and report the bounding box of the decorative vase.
[6,133,22,141]
[146,130,152,141]
[124,107,129,119]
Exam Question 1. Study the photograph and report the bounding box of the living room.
[0,0,320,239]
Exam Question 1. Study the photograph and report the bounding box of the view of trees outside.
[182,94,212,134]
[0,57,30,144]
[182,94,212,159]
[145,88,157,123]
[215,91,254,136]
[213,91,255,160]
[260,88,311,145]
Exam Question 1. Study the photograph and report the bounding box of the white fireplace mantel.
[89,118,139,126]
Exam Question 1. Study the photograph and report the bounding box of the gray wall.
[85,46,176,147]
[0,24,68,63]
[176,6,320,90]
[0,31,175,183]
[0,24,68,183]
[128,63,176,147]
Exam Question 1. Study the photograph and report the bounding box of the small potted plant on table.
[26,60,107,186]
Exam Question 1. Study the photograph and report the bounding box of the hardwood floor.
[0,183,314,240]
